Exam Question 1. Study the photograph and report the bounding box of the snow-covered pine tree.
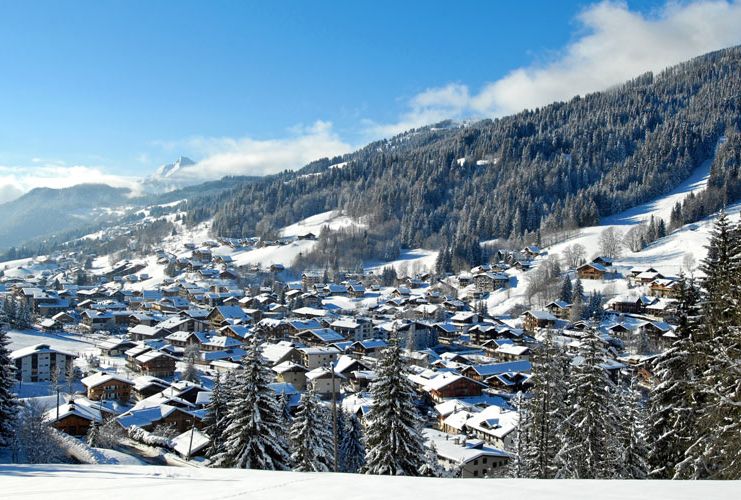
[559,275,572,303]
[646,275,703,479]
[363,341,426,476]
[555,331,619,479]
[210,339,290,470]
[289,386,334,472]
[203,373,229,459]
[0,327,18,447]
[504,391,526,478]
[616,377,648,479]
[678,214,741,479]
[573,278,584,302]
[340,410,366,473]
[418,443,446,477]
[700,211,740,336]
[277,390,293,427]
[519,333,567,478]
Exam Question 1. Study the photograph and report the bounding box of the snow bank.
[0,464,737,500]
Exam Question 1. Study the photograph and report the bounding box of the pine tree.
[556,332,619,479]
[647,275,702,479]
[363,342,426,476]
[340,411,366,473]
[616,378,648,479]
[418,443,446,477]
[290,386,334,472]
[0,327,18,447]
[700,212,740,336]
[211,340,290,470]
[520,334,567,478]
[559,275,573,303]
[678,215,741,479]
[203,374,229,459]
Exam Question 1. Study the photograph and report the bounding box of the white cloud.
[369,0,741,136]
[169,120,353,180]
[0,163,140,204]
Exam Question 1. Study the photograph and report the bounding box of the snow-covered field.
[0,464,737,500]
[6,329,95,355]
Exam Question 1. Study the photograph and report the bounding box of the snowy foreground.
[0,464,737,500]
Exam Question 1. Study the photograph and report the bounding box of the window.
[473,470,479,477]
[483,457,487,464]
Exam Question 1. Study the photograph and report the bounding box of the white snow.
[7,329,96,356]
[280,210,362,238]
[366,249,438,275]
[0,464,737,499]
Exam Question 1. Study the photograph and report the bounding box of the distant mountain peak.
[155,156,196,178]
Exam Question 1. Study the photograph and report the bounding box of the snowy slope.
[486,147,739,314]
[1,464,737,500]
[279,210,364,237]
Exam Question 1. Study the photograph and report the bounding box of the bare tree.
[562,243,586,269]
[598,227,623,259]
[682,252,696,274]
[623,224,646,252]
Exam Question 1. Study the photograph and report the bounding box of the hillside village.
[0,215,696,477]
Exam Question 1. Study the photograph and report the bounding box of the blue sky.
[0,0,740,201]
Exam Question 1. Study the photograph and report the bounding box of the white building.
[10,343,77,383]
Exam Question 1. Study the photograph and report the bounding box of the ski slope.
[1,464,737,500]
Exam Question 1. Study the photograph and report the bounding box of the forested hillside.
[185,46,741,266]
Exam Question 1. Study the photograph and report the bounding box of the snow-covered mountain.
[154,156,197,179]
[140,156,205,193]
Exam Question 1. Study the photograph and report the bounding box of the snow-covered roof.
[10,343,76,360]
[81,371,134,388]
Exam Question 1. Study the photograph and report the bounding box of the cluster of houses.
[1,242,684,473]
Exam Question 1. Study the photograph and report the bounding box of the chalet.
[207,305,250,329]
[348,339,388,358]
[522,245,541,259]
[81,371,134,402]
[346,281,366,298]
[301,271,323,291]
[464,406,519,449]
[117,405,202,434]
[649,278,680,298]
[10,344,76,383]
[132,376,171,400]
[423,428,509,479]
[129,324,169,342]
[272,361,309,391]
[306,367,344,397]
[521,310,557,332]
[473,272,510,292]
[592,256,614,267]
[129,350,177,378]
[45,400,102,436]
[461,360,532,384]
[607,294,654,314]
[80,309,115,332]
[545,300,571,319]
[634,269,665,285]
[577,261,608,280]
[98,338,137,357]
[493,343,531,362]
[418,373,486,403]
[295,328,346,346]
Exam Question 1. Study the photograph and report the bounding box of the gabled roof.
[81,371,134,388]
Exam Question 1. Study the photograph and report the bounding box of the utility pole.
[330,362,338,472]
[187,417,196,460]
